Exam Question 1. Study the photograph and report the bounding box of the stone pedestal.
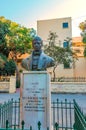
[20,71,51,130]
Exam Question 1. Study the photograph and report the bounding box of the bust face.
[32,39,42,51]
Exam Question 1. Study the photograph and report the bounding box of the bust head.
[32,36,43,51]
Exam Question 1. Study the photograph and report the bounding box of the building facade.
[37,17,72,46]
[72,37,86,77]
[37,17,86,78]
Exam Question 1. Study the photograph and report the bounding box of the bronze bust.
[21,36,55,71]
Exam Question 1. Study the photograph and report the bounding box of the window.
[62,22,68,28]
[63,41,69,48]
[64,62,70,69]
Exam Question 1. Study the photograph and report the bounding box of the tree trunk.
[53,66,56,82]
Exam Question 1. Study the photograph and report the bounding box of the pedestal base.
[20,71,51,130]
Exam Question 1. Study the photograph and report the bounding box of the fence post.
[73,123,77,130]
[38,121,41,130]
[30,126,32,130]
[55,122,59,130]
[6,120,9,130]
[21,120,25,130]
[47,127,49,130]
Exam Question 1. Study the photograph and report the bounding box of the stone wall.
[51,82,86,93]
[0,76,16,93]
[0,82,10,92]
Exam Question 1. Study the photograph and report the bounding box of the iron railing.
[1,120,59,130]
[73,100,86,130]
[51,77,86,82]
[0,98,74,130]
[1,76,86,82]
[0,98,20,129]
[0,98,86,130]
[51,99,74,130]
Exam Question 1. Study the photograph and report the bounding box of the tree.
[44,31,76,80]
[4,60,16,76]
[79,20,86,56]
[7,22,36,81]
[0,16,36,75]
[0,17,10,45]
[0,54,7,69]
[0,16,36,86]
[0,17,10,57]
[0,16,36,60]
[6,21,36,60]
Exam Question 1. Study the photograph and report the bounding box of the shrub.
[4,60,16,75]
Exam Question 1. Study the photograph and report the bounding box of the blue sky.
[0,0,86,37]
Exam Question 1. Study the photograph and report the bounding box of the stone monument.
[20,36,55,130]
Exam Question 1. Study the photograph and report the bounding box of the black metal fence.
[0,99,20,129]
[1,76,86,82]
[51,77,86,82]
[51,99,74,130]
[73,100,86,130]
[0,98,86,130]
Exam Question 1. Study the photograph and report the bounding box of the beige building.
[37,17,72,46]
[37,17,86,78]
[72,37,86,77]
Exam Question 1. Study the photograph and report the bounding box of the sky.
[0,0,86,37]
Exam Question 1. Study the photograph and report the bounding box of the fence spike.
[55,122,58,130]
[6,120,9,129]
[47,127,49,130]
[38,121,41,130]
[21,120,25,130]
[30,126,32,130]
